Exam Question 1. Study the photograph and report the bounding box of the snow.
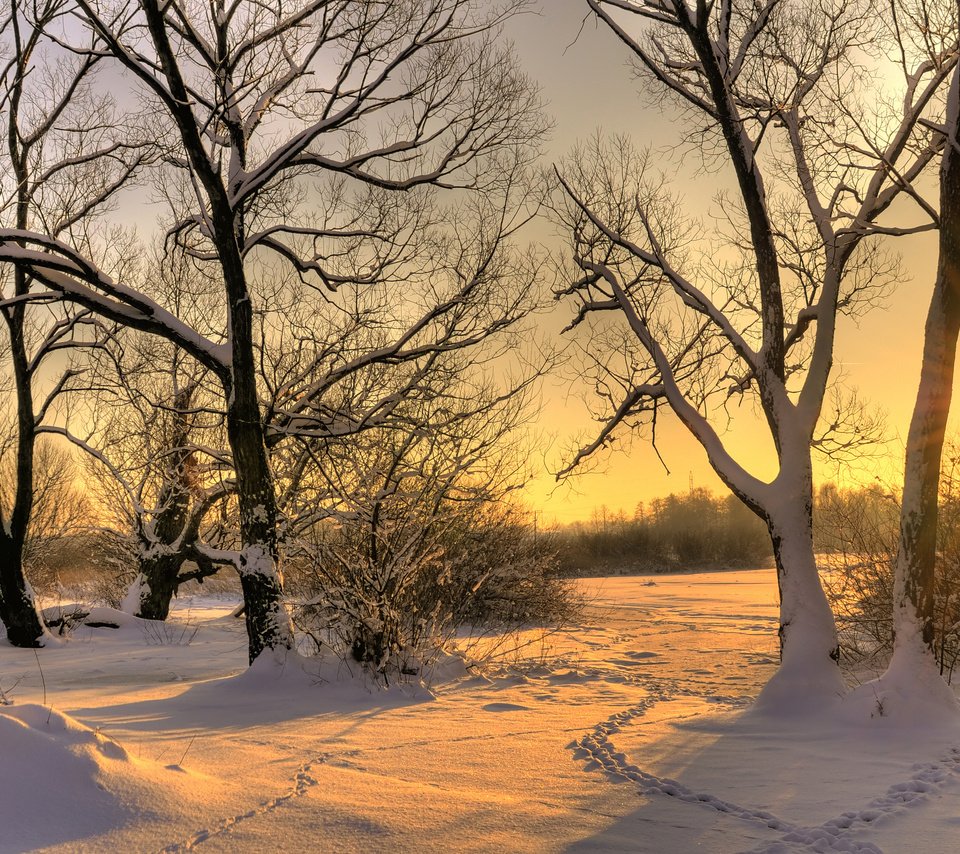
[120,575,148,615]
[236,544,276,579]
[844,640,960,726]
[1,571,959,852]
[0,704,210,852]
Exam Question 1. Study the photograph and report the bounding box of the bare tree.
[886,0,960,706]
[51,251,236,620]
[556,0,953,703]
[0,0,144,645]
[0,0,547,663]
[58,336,233,620]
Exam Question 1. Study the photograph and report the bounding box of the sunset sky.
[67,0,945,527]
[511,1,946,524]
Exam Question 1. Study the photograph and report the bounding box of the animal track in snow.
[572,699,960,854]
[572,699,797,836]
[157,751,360,853]
[159,720,566,853]
[746,747,960,854]
[159,763,320,852]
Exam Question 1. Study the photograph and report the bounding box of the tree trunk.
[135,553,182,622]
[769,505,840,665]
[892,66,960,660]
[0,275,45,648]
[0,73,44,647]
[755,467,845,710]
[0,23,46,649]
[227,403,294,664]
[223,281,294,664]
[0,531,44,647]
[894,271,960,653]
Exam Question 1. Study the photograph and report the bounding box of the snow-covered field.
[1,571,959,853]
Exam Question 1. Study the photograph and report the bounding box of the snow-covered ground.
[1,570,958,853]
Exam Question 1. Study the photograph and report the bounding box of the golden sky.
[512,2,946,525]
[59,1,942,528]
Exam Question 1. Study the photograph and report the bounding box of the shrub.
[287,502,578,682]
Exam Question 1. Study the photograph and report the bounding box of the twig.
[33,648,50,723]
[176,734,198,767]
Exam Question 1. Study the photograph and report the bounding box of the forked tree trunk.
[892,66,960,661]
[133,388,197,622]
[128,550,221,621]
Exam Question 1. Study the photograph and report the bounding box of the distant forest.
[547,488,773,576]
[547,483,921,577]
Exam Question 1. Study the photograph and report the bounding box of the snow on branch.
[0,233,230,376]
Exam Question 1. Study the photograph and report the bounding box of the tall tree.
[557,0,953,703]
[0,0,547,663]
[0,0,144,645]
[885,0,960,708]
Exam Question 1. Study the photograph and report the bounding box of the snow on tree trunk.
[754,470,845,713]
[236,544,291,665]
[119,573,147,616]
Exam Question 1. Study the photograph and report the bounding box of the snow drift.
[0,704,200,850]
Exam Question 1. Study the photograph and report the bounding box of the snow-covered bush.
[414,503,578,628]
[288,498,577,682]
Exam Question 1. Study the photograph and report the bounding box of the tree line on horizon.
[548,488,772,574]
